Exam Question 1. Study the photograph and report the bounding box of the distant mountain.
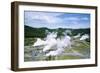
[25,25,48,38]
[24,25,90,38]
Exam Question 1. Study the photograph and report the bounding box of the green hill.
[24,25,90,38]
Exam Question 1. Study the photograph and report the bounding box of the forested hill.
[24,25,90,38]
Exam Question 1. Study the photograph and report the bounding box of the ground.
[24,37,90,62]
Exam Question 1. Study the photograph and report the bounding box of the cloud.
[80,17,89,20]
[24,11,90,29]
[25,11,89,24]
[25,11,64,24]
[64,17,79,21]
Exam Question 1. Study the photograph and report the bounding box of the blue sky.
[24,11,90,29]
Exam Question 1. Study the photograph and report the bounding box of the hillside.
[24,25,90,38]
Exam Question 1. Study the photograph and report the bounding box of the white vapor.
[33,32,71,56]
[80,34,89,40]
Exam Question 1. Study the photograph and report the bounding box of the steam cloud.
[32,31,88,58]
[33,31,71,56]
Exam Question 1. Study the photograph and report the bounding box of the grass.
[24,38,36,46]
[57,55,81,60]
[24,37,90,62]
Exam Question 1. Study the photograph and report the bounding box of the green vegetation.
[25,25,90,38]
[24,25,90,62]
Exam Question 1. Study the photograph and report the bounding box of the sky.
[24,11,90,29]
